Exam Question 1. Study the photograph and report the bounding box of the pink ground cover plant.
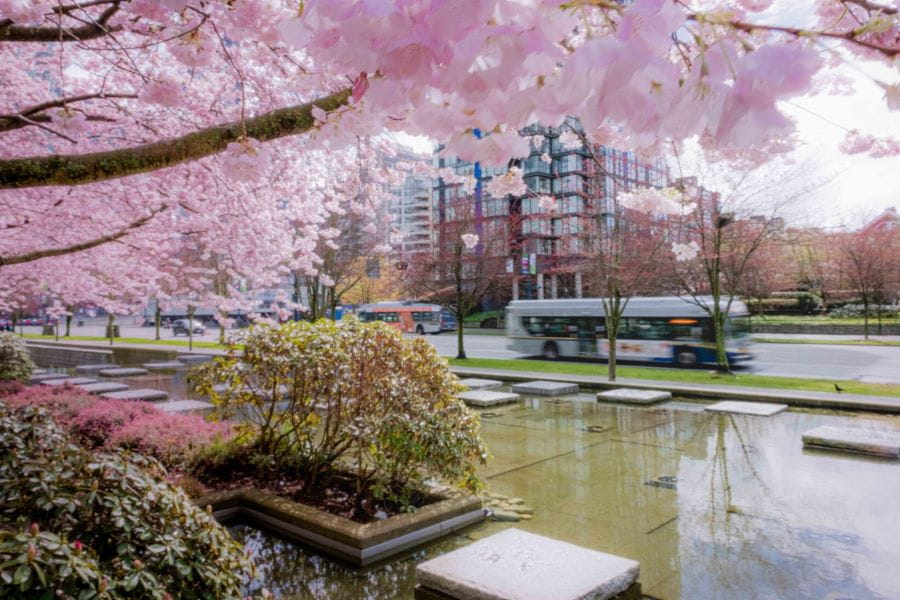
[3,384,232,467]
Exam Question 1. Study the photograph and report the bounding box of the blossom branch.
[0,87,352,189]
[0,2,121,42]
[0,205,167,267]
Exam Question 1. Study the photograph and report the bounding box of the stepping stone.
[597,389,672,405]
[458,390,520,408]
[76,382,130,395]
[458,378,504,391]
[74,363,118,373]
[31,369,48,375]
[704,400,787,417]
[511,380,579,396]
[155,400,215,414]
[40,377,97,387]
[98,367,149,377]
[142,361,185,370]
[802,425,900,459]
[29,372,69,383]
[415,528,640,600]
[176,354,213,364]
[100,388,168,402]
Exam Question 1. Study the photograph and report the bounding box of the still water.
[227,395,900,600]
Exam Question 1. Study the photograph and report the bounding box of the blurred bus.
[357,302,443,335]
[506,296,752,367]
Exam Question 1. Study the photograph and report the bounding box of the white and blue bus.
[506,297,753,367]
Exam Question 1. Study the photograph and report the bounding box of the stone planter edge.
[194,487,485,566]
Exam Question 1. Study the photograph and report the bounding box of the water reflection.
[229,398,900,599]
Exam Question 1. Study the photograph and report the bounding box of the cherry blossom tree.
[838,226,899,337]
[789,228,846,314]
[1,0,897,319]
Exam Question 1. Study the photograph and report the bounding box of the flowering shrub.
[5,385,231,468]
[0,332,34,383]
[192,318,486,514]
[0,402,257,599]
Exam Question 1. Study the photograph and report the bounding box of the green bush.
[0,402,256,599]
[192,318,486,513]
[0,332,34,383]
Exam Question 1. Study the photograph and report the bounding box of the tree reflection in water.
[230,524,470,599]
[680,414,883,599]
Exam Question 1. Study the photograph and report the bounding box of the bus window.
[378,312,400,323]
[358,312,374,322]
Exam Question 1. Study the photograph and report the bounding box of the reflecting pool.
[229,394,900,600]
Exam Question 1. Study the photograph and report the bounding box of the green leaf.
[12,563,30,586]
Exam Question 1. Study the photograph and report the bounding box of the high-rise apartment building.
[384,149,434,259]
[432,118,669,301]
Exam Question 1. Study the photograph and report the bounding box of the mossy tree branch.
[0,88,351,189]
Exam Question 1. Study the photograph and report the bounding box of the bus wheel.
[416,325,425,335]
[675,348,698,368]
[542,341,559,360]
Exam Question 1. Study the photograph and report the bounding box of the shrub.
[0,402,256,599]
[828,304,899,319]
[5,385,232,468]
[192,318,486,513]
[0,332,34,383]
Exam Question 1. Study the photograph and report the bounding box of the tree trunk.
[712,307,730,373]
[188,306,195,351]
[606,323,618,382]
[863,298,870,339]
[107,313,114,346]
[64,314,71,337]
[154,306,161,340]
[16,308,22,336]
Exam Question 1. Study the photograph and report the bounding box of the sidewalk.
[449,366,900,414]
[755,333,900,342]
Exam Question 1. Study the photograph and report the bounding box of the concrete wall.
[26,342,176,367]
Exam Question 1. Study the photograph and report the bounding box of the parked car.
[172,319,206,336]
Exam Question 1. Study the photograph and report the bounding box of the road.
[21,323,900,383]
[426,331,900,383]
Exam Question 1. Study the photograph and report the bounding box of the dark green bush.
[0,402,257,599]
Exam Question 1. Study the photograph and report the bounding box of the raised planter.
[196,488,485,567]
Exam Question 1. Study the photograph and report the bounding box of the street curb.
[449,367,900,414]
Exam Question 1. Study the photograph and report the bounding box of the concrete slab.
[40,377,97,386]
[29,372,69,383]
[31,369,48,375]
[98,367,149,377]
[415,528,639,600]
[704,400,788,417]
[155,400,215,413]
[458,390,520,408]
[597,388,672,405]
[176,354,213,364]
[802,425,900,459]
[511,380,579,397]
[458,378,504,391]
[74,363,118,373]
[142,361,185,370]
[100,388,168,402]
[76,382,130,395]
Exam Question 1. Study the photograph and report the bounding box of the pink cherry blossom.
[461,233,479,249]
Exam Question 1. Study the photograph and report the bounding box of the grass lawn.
[22,333,225,349]
[753,337,900,347]
[447,357,900,398]
[751,315,900,326]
